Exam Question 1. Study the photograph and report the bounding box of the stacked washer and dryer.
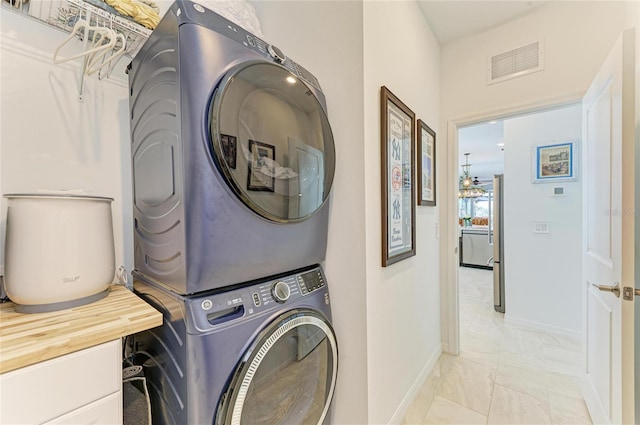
[127,1,338,424]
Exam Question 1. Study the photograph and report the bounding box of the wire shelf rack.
[4,0,151,60]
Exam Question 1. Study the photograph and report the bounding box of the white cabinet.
[45,393,122,425]
[0,340,122,424]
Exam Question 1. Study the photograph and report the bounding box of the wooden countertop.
[0,285,163,374]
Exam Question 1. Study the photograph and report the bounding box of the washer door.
[209,61,336,223]
[216,309,338,425]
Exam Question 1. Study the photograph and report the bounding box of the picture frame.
[247,139,275,192]
[220,134,237,169]
[532,141,577,183]
[417,119,436,206]
[380,86,416,267]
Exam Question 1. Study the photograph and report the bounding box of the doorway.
[457,122,503,274]
[444,99,585,356]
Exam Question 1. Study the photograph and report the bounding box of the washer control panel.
[253,275,299,308]
[189,266,327,331]
[297,269,326,295]
[252,267,326,307]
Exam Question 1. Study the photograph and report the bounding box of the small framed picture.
[247,140,275,192]
[532,141,577,183]
[220,134,237,169]
[417,119,436,206]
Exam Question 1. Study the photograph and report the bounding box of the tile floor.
[402,267,593,425]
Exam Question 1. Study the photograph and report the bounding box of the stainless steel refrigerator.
[492,174,505,313]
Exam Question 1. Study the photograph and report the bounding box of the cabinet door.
[45,392,122,425]
[0,340,121,424]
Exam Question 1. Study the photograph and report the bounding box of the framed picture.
[380,86,416,267]
[247,139,275,192]
[532,141,577,183]
[417,120,436,206]
[220,134,237,169]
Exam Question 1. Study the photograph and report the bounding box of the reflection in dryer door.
[288,137,325,219]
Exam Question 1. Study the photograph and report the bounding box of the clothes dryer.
[128,1,336,294]
[131,265,338,425]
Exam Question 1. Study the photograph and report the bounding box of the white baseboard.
[387,344,442,425]
[505,314,582,339]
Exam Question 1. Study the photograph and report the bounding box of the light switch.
[533,221,550,234]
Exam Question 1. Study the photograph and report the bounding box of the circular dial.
[267,44,286,64]
[271,281,290,303]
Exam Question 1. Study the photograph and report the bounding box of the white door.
[582,28,636,425]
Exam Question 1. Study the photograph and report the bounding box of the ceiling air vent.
[487,39,544,85]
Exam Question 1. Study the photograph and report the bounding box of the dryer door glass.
[217,310,338,425]
[209,61,336,223]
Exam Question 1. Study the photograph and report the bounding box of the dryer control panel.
[177,0,322,91]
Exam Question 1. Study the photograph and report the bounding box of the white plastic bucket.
[4,194,115,313]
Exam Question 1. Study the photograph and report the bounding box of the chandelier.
[458,153,487,199]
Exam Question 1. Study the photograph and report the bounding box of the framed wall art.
[220,134,237,169]
[380,86,416,267]
[532,141,577,183]
[417,119,436,206]
[247,139,275,192]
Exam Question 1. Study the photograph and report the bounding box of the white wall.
[249,2,369,424]
[440,1,633,120]
[503,104,582,334]
[363,2,441,424]
[438,1,636,349]
[255,2,443,423]
[0,11,133,281]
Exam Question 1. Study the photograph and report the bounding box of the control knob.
[272,281,290,303]
[267,44,287,64]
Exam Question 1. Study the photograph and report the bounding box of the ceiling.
[417,1,548,45]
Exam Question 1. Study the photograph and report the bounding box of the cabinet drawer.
[0,340,121,424]
[45,392,122,425]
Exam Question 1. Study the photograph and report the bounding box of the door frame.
[441,91,584,355]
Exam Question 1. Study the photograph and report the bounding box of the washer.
[128,0,336,294]
[132,265,338,425]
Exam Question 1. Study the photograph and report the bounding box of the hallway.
[402,267,592,424]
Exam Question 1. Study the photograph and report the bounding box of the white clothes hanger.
[52,20,116,65]
[52,18,118,102]
[85,32,126,77]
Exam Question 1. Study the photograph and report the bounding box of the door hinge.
[622,286,640,301]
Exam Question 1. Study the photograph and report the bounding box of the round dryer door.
[216,309,338,425]
[209,61,336,223]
